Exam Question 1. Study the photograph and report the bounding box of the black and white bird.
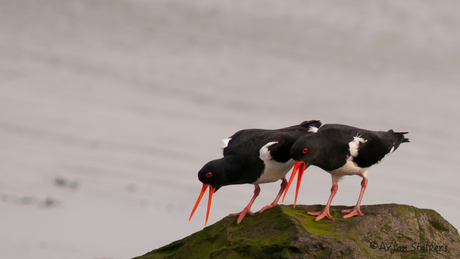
[283,124,409,221]
[189,120,322,225]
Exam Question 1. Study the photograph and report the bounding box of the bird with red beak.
[189,120,322,225]
[283,124,409,221]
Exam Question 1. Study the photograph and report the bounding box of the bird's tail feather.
[395,132,410,143]
[393,131,409,151]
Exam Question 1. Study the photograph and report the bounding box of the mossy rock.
[134,204,460,259]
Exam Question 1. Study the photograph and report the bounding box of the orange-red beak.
[189,184,216,226]
[282,161,307,207]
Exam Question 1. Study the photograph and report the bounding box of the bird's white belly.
[328,158,369,178]
[253,159,294,184]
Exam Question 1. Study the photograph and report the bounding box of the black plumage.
[189,120,321,225]
[285,124,409,221]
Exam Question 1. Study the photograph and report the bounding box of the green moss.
[400,204,433,255]
[397,205,418,219]
[303,218,341,238]
[281,206,343,239]
[428,220,449,232]
[398,206,409,217]
[354,240,373,257]
[151,240,185,257]
[281,205,380,257]
[380,224,392,233]
[207,206,301,258]
[280,205,380,259]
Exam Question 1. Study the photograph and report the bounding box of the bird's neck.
[223,155,264,185]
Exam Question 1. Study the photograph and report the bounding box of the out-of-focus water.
[1,0,459,258]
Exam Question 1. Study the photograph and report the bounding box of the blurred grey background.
[1,0,459,258]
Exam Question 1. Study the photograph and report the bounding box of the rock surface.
[135,204,460,258]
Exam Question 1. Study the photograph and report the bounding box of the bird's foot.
[307,208,334,221]
[341,206,364,218]
[258,203,277,213]
[230,209,255,224]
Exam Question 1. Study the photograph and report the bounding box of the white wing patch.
[348,136,367,157]
[255,141,294,184]
[222,138,231,149]
[259,141,278,161]
[308,126,319,133]
[328,136,369,179]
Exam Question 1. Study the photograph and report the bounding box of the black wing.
[353,129,409,168]
[318,124,394,168]
[223,129,279,157]
[223,120,322,157]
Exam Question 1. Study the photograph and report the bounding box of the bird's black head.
[290,135,321,165]
[197,159,226,192]
[189,158,226,226]
[191,155,262,225]
[190,157,238,225]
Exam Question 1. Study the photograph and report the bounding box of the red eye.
[302,148,308,154]
[206,172,213,178]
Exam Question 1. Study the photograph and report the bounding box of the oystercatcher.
[283,124,409,221]
[189,120,322,225]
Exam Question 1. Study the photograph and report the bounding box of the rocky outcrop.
[134,204,460,258]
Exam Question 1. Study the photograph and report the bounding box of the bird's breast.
[327,158,369,178]
[253,159,294,184]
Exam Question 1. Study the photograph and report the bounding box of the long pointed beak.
[189,184,216,226]
[282,162,301,203]
[282,161,307,207]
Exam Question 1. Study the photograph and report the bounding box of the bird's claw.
[341,206,364,218]
[230,208,255,224]
[258,203,276,213]
[307,209,334,221]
